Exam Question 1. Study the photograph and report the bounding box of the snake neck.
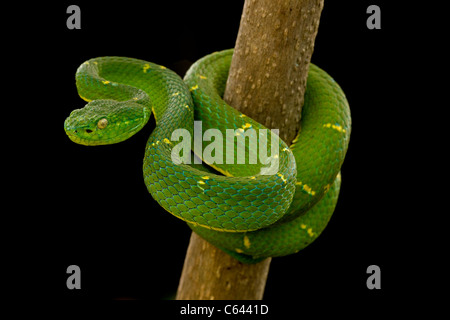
[69,56,194,145]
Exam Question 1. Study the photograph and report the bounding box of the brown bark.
[176,0,324,300]
[224,0,324,144]
[176,233,271,300]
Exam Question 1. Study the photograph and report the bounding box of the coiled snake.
[64,49,351,263]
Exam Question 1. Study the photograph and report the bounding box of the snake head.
[64,99,150,146]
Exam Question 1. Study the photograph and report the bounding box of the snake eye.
[97,118,108,129]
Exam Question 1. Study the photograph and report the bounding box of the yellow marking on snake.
[220,169,232,177]
[235,128,245,136]
[143,63,151,73]
[201,176,210,180]
[198,75,207,79]
[243,235,251,248]
[172,92,180,96]
[102,80,110,85]
[190,85,199,91]
[151,107,157,122]
[242,123,252,129]
[277,173,287,184]
[323,123,346,133]
[301,224,307,229]
[79,94,92,102]
[307,228,315,237]
[163,138,171,144]
[235,248,244,253]
[296,181,316,196]
[198,181,206,185]
[133,97,138,100]
[303,184,316,196]
[160,65,166,69]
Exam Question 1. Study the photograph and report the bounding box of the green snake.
[64,49,351,264]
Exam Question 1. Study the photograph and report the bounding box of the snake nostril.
[85,129,93,134]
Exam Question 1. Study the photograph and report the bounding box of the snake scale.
[64,49,351,264]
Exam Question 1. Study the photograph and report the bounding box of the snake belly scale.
[64,49,351,264]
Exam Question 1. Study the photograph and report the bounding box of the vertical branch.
[176,0,324,300]
[224,0,324,144]
[176,233,271,300]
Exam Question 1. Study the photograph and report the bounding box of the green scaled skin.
[64,49,351,263]
[190,173,342,264]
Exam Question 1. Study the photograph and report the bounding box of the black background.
[8,0,425,313]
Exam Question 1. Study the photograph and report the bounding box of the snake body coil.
[64,49,351,263]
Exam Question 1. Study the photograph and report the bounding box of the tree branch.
[176,0,324,300]
[225,0,324,144]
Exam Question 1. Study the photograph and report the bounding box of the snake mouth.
[65,129,93,146]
